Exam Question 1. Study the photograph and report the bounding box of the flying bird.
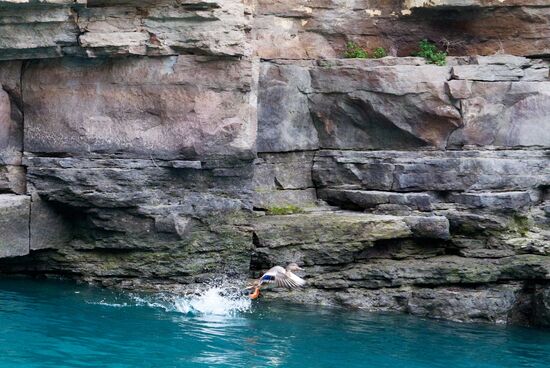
[247,263,306,299]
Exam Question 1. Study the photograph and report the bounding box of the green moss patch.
[266,205,304,215]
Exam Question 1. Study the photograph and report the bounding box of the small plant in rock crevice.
[343,42,387,59]
[372,47,387,59]
[344,42,369,58]
[413,39,447,66]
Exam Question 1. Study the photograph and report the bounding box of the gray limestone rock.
[451,65,525,81]
[448,81,550,148]
[78,0,250,57]
[253,151,317,208]
[533,285,550,326]
[253,152,314,191]
[0,61,22,101]
[0,165,25,194]
[314,150,550,192]
[0,0,249,59]
[252,211,450,269]
[259,59,550,152]
[448,192,532,210]
[0,194,30,258]
[265,283,529,325]
[318,189,433,212]
[405,284,525,324]
[314,255,549,289]
[254,211,414,249]
[0,85,22,166]
[253,189,317,209]
[404,216,450,240]
[308,62,461,149]
[257,62,318,152]
[0,5,79,60]
[29,193,72,251]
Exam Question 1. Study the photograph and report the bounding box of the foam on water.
[93,301,130,308]
[172,286,251,316]
[126,283,252,316]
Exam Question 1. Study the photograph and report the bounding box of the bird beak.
[296,266,304,271]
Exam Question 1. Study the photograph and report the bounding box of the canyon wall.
[0,0,549,325]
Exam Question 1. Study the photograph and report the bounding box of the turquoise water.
[0,279,549,368]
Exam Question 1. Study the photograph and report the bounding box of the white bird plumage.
[259,264,306,289]
[247,263,306,299]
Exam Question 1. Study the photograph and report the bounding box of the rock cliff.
[0,0,549,326]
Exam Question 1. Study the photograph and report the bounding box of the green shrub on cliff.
[414,39,447,66]
[344,42,369,58]
[372,47,387,58]
[343,42,387,59]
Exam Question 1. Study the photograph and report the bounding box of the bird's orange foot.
[249,287,260,300]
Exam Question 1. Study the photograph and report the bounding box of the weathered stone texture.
[318,189,434,212]
[259,58,458,151]
[1,61,25,195]
[0,165,25,194]
[0,83,22,166]
[308,61,461,150]
[0,194,29,258]
[78,1,250,58]
[257,61,318,152]
[0,5,79,60]
[0,61,22,101]
[17,153,255,285]
[448,81,550,148]
[29,192,72,251]
[258,57,549,152]
[0,0,250,60]
[252,211,451,271]
[24,56,256,160]
[253,151,316,208]
[313,150,550,192]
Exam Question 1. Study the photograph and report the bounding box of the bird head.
[286,263,304,272]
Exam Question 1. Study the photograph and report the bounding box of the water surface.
[0,278,549,368]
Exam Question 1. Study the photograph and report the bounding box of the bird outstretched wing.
[259,266,305,289]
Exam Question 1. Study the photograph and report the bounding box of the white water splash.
[128,283,252,317]
[85,281,252,316]
[94,301,129,308]
[172,286,251,316]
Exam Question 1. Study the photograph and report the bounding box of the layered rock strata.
[0,0,549,326]
[252,55,550,325]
